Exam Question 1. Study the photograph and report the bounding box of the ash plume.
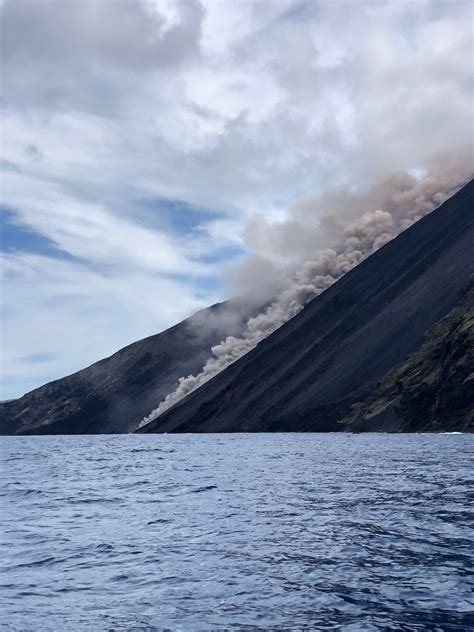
[139,154,473,428]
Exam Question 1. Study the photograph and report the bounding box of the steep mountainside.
[0,299,257,435]
[140,180,474,434]
[342,284,473,432]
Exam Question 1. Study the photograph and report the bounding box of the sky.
[0,0,472,400]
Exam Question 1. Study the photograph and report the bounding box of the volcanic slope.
[342,283,473,432]
[0,299,257,435]
[140,180,474,433]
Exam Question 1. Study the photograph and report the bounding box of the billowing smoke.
[139,153,473,428]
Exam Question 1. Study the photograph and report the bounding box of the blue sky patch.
[135,198,225,237]
[196,244,246,264]
[0,207,76,261]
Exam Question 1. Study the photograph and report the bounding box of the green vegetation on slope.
[343,283,474,432]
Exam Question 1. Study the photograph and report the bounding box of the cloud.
[0,0,472,398]
[1,0,203,91]
[3,0,471,212]
[0,251,219,399]
[240,152,474,268]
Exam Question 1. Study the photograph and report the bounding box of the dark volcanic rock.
[342,284,474,432]
[0,299,257,435]
[140,180,474,434]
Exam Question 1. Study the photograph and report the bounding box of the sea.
[1,433,473,631]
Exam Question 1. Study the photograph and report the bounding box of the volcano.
[139,180,474,434]
[2,181,473,435]
[0,298,257,434]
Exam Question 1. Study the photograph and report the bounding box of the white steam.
[139,154,473,428]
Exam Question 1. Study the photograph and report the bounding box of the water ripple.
[1,433,473,630]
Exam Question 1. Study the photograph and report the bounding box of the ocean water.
[1,434,473,631]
